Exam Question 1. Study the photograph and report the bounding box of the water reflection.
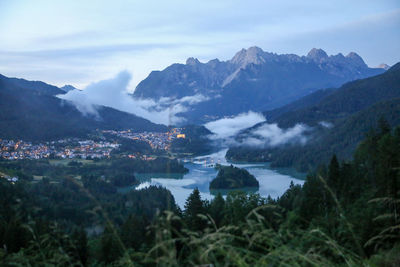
[134,150,305,208]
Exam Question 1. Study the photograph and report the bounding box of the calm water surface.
[134,149,305,208]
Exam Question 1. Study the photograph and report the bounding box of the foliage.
[228,64,400,171]
[228,100,400,172]
[209,164,259,190]
[0,125,399,266]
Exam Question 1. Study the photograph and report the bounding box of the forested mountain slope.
[0,74,166,141]
[228,63,400,171]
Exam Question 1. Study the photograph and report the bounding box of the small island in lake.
[209,164,259,190]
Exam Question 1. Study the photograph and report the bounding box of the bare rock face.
[133,47,385,123]
[186,57,200,66]
[230,46,266,67]
[307,48,329,62]
[345,52,367,69]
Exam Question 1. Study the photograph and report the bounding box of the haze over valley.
[0,1,399,266]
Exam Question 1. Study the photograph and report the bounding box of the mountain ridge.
[227,63,400,171]
[133,47,384,123]
[0,74,65,96]
[271,62,400,128]
[0,74,166,141]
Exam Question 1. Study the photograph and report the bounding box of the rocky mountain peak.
[230,46,266,66]
[307,48,328,61]
[346,52,367,68]
[186,57,200,65]
[207,58,221,68]
[134,47,384,118]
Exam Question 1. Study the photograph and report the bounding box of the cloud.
[240,123,310,147]
[318,121,333,128]
[58,71,210,125]
[1,1,399,89]
[204,112,266,143]
[0,43,181,60]
[203,112,310,147]
[157,94,210,108]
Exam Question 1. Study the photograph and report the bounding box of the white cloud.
[241,123,310,147]
[319,121,333,128]
[204,112,266,141]
[59,71,311,147]
[58,70,209,125]
[203,111,310,147]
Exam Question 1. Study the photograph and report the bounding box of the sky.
[0,0,399,90]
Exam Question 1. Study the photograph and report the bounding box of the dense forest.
[228,64,400,172]
[209,164,259,190]
[0,123,399,266]
[267,63,400,128]
[228,109,400,172]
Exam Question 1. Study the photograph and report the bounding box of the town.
[0,128,186,160]
[0,138,119,160]
[102,128,185,150]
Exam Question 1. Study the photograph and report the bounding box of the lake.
[134,149,305,208]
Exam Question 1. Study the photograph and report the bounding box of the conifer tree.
[378,117,391,136]
[100,225,123,264]
[209,193,225,227]
[184,188,206,231]
[328,154,340,195]
[120,214,148,250]
[72,228,88,266]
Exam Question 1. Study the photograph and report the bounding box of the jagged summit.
[134,47,384,123]
[307,48,328,60]
[345,52,366,68]
[246,46,264,55]
[306,49,367,68]
[230,46,266,66]
[207,58,221,67]
[186,57,200,65]
[346,52,361,58]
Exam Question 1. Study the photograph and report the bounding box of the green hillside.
[274,63,400,128]
[0,75,166,141]
[209,164,259,190]
[228,63,400,171]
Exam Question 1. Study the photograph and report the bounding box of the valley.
[0,41,399,265]
[2,0,400,264]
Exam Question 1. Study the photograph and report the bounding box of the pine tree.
[328,154,340,195]
[299,175,324,222]
[209,193,225,227]
[378,117,391,136]
[72,228,88,266]
[120,214,148,250]
[377,133,397,197]
[100,225,123,264]
[184,188,206,231]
